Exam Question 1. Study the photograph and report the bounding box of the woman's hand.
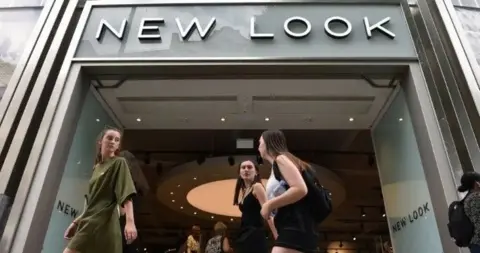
[272,230,278,240]
[63,222,77,240]
[260,201,273,220]
[124,221,138,244]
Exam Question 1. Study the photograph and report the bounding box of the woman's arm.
[222,237,232,253]
[73,195,88,224]
[253,183,278,238]
[268,155,308,210]
[123,200,135,224]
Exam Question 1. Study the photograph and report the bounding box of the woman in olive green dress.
[63,128,138,253]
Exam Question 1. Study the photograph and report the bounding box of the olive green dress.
[68,156,136,253]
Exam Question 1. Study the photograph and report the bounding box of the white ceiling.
[95,78,394,129]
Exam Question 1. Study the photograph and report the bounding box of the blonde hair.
[213,221,227,235]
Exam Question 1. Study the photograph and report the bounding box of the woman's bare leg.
[63,248,77,253]
[271,246,303,253]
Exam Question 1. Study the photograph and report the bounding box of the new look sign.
[74,1,417,60]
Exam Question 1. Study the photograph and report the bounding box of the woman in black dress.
[233,160,277,253]
[259,130,318,253]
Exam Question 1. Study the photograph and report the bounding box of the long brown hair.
[261,129,310,171]
[94,127,122,165]
[233,160,262,205]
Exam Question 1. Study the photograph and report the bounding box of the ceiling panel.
[95,78,394,130]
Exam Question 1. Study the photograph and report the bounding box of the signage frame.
[72,0,418,62]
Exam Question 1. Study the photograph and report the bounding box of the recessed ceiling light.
[172,200,175,203]
[177,184,181,187]
[136,117,142,122]
[265,117,270,121]
[211,216,214,219]
[349,117,354,122]
[398,118,403,122]
[230,218,233,221]
[193,177,197,180]
[221,117,226,122]
[194,212,197,215]
[96,118,100,122]
[180,206,184,209]
[170,192,173,195]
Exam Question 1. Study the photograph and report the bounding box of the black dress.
[235,192,268,253]
[268,162,319,253]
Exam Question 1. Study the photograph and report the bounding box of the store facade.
[0,0,478,253]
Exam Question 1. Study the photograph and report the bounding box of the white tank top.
[266,170,287,200]
[266,169,288,217]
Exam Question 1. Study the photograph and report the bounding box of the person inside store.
[458,171,480,253]
[259,129,318,253]
[178,225,202,253]
[204,221,232,253]
[62,128,138,253]
[233,159,275,253]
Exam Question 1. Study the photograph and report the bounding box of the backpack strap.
[272,160,283,182]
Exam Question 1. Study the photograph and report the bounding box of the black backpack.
[447,194,475,247]
[272,161,332,223]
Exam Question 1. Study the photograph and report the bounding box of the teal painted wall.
[372,90,443,253]
[42,90,119,253]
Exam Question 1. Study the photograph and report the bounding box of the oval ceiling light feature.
[186,179,268,217]
[221,117,226,122]
[136,117,142,122]
[264,117,270,121]
[349,117,354,122]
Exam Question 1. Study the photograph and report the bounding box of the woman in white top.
[259,129,318,253]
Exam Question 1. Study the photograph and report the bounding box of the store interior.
[122,129,391,253]
[90,74,398,252]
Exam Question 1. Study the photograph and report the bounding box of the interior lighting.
[170,192,174,195]
[194,212,197,215]
[211,216,214,219]
[193,177,197,180]
[180,206,184,209]
[360,207,366,217]
[96,118,100,122]
[221,117,226,122]
[349,117,354,122]
[172,200,175,203]
[136,117,142,122]
[265,117,270,121]
[398,118,403,122]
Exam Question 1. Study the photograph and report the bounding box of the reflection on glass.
[0,0,46,8]
[0,8,41,102]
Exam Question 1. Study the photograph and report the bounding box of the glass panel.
[372,90,443,253]
[0,8,42,102]
[0,0,46,8]
[454,7,480,65]
[42,89,119,253]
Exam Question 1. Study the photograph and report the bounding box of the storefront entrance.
[0,1,461,253]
